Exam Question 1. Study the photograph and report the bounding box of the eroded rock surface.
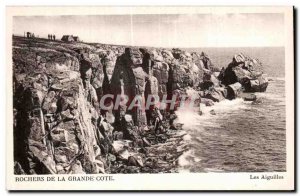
[13,36,268,174]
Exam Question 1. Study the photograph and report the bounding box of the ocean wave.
[183,134,192,141]
[203,168,224,172]
[256,92,285,102]
[175,97,251,130]
[178,150,194,167]
[201,98,249,115]
[268,76,285,81]
[175,107,202,130]
[178,150,201,170]
[175,80,286,172]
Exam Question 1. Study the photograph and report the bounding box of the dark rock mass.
[12,36,268,174]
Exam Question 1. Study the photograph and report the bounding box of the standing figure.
[53,35,56,41]
[48,34,50,40]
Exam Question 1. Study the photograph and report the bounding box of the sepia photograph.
[6,6,294,191]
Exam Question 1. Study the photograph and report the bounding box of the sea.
[177,47,286,172]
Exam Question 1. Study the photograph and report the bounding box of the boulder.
[220,53,268,93]
[203,88,225,102]
[226,82,243,100]
[252,97,264,105]
[242,93,257,101]
[112,140,128,154]
[161,49,174,63]
[150,49,164,62]
[244,76,269,92]
[128,155,144,167]
[210,109,216,115]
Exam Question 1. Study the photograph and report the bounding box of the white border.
[5,6,294,191]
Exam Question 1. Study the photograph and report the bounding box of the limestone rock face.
[13,36,269,174]
[109,48,147,132]
[89,53,104,90]
[13,45,79,76]
[101,50,118,95]
[153,62,169,98]
[13,40,107,174]
[14,70,105,174]
[110,48,142,98]
[102,51,117,80]
[167,49,205,96]
[169,61,190,90]
[139,49,167,99]
[145,76,159,97]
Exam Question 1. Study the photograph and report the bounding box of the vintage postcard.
[6,6,294,191]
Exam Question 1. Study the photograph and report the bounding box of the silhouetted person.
[48,34,50,40]
[50,34,52,40]
[53,35,56,41]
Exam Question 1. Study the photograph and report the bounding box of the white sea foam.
[174,88,202,130]
[256,92,285,102]
[186,87,200,98]
[177,80,285,172]
[194,157,201,163]
[176,96,251,170]
[178,168,191,173]
[203,168,224,172]
[183,134,192,141]
[178,149,201,172]
[268,76,285,81]
[178,150,192,167]
[175,96,250,131]
[175,107,202,129]
[178,150,197,172]
[200,98,249,118]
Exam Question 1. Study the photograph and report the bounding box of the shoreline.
[12,36,271,174]
[174,79,286,173]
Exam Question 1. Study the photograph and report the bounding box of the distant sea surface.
[177,47,286,172]
[185,47,285,77]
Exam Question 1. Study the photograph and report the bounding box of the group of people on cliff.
[48,34,56,41]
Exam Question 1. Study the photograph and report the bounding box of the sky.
[13,14,284,47]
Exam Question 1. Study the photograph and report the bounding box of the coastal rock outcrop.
[12,36,269,174]
[218,53,268,93]
[14,70,105,174]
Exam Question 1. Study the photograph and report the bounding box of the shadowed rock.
[219,53,268,92]
[12,36,269,174]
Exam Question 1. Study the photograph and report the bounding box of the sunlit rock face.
[14,67,104,174]
[12,36,268,174]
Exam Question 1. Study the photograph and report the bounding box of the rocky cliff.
[13,36,268,174]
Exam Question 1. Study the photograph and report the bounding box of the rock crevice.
[13,36,268,174]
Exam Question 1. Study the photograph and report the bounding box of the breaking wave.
[177,78,286,172]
